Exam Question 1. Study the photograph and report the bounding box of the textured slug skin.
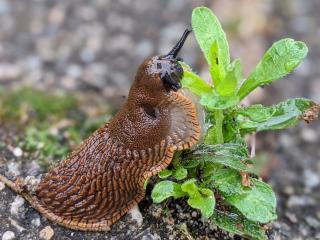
[13,56,201,231]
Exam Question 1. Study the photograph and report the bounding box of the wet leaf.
[209,41,225,86]
[200,94,239,110]
[181,179,215,218]
[158,169,173,179]
[212,210,268,240]
[181,69,212,96]
[211,169,277,223]
[151,180,185,203]
[237,98,315,134]
[192,7,230,72]
[187,188,215,219]
[216,59,242,96]
[237,39,308,100]
[174,166,188,180]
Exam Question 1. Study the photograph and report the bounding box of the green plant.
[151,6,319,239]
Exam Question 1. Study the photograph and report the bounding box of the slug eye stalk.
[162,29,192,59]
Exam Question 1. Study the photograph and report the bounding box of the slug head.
[134,29,191,93]
[109,29,195,150]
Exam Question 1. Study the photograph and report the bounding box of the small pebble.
[7,162,21,176]
[303,169,320,189]
[0,181,5,191]
[301,128,318,143]
[128,205,143,227]
[31,217,41,227]
[2,231,15,240]
[191,211,198,218]
[285,212,298,223]
[305,216,320,228]
[10,196,25,217]
[39,226,54,240]
[12,147,23,157]
[287,195,316,207]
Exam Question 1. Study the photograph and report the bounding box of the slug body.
[0,30,200,231]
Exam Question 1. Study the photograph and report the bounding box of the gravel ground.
[0,0,319,239]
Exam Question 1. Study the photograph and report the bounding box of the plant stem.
[214,110,224,144]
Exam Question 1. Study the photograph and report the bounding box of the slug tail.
[0,173,112,231]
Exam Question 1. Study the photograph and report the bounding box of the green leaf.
[209,41,225,86]
[181,179,199,198]
[181,179,215,218]
[174,166,188,180]
[181,69,212,96]
[187,188,215,219]
[192,7,230,72]
[188,144,253,173]
[216,59,242,96]
[211,169,277,223]
[151,180,185,203]
[182,159,201,169]
[237,38,308,100]
[212,210,268,240]
[200,94,239,110]
[237,98,315,134]
[204,110,224,144]
[158,169,173,179]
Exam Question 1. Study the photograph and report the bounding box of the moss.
[0,87,76,122]
[0,87,111,170]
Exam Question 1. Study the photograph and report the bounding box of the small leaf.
[211,169,277,223]
[237,38,308,100]
[158,169,173,179]
[237,98,315,134]
[209,41,225,86]
[200,94,239,110]
[204,110,224,144]
[187,188,215,219]
[181,179,199,198]
[181,179,215,218]
[151,180,185,203]
[174,166,188,180]
[216,59,242,96]
[181,69,212,96]
[192,7,230,71]
[182,159,201,169]
[212,210,268,240]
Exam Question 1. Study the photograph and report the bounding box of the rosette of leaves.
[151,6,319,240]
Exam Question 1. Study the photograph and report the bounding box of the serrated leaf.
[174,166,188,180]
[211,169,277,223]
[216,59,242,96]
[238,38,308,100]
[237,98,315,134]
[212,210,268,240]
[182,159,201,169]
[158,169,173,179]
[192,7,230,72]
[151,180,185,203]
[200,94,239,110]
[188,144,253,173]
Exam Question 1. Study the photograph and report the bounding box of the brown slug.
[0,29,201,231]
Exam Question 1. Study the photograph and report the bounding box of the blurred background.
[0,0,319,239]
